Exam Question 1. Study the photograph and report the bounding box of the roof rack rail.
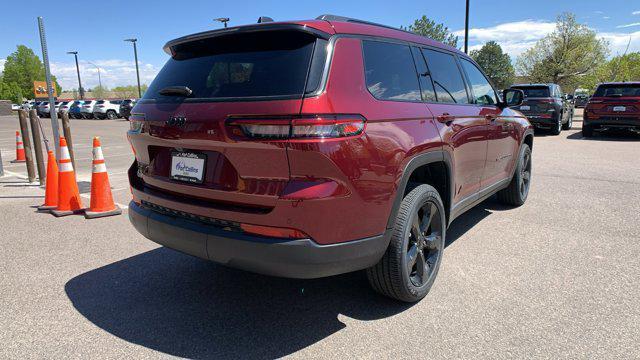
[316,14,412,34]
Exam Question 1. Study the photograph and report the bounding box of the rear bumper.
[524,114,557,127]
[584,117,640,129]
[128,201,389,279]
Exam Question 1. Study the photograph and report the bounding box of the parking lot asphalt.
[0,111,639,359]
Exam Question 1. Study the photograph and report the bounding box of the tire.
[366,184,446,302]
[106,110,117,120]
[562,110,573,130]
[582,124,593,137]
[550,113,562,135]
[497,143,532,206]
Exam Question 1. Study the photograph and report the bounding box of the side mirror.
[501,89,524,108]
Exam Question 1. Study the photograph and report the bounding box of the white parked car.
[80,100,97,119]
[58,100,75,116]
[11,104,20,111]
[37,101,51,117]
[93,99,122,119]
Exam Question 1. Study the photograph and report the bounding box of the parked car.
[37,101,50,117]
[80,100,96,119]
[93,99,122,119]
[68,101,84,119]
[52,101,62,115]
[119,99,137,120]
[508,83,574,135]
[127,15,533,302]
[11,104,20,111]
[574,94,589,108]
[583,82,640,137]
[58,100,74,116]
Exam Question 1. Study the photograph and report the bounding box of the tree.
[0,80,23,103]
[403,16,458,47]
[92,85,108,99]
[580,52,640,90]
[516,13,608,92]
[112,84,148,98]
[470,41,515,89]
[2,45,62,98]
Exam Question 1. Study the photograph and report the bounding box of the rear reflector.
[240,223,309,239]
[228,115,365,140]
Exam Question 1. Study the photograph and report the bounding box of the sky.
[0,0,639,91]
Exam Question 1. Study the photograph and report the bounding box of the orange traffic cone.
[11,131,26,163]
[85,137,121,218]
[37,150,59,212]
[51,137,84,217]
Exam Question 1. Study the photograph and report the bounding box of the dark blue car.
[69,100,84,119]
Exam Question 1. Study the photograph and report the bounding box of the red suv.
[127,15,533,302]
[583,82,640,137]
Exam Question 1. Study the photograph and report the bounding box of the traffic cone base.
[85,136,121,219]
[85,207,122,219]
[51,208,85,217]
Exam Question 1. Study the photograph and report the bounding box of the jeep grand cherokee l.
[583,82,640,137]
[127,15,534,302]
[509,83,573,135]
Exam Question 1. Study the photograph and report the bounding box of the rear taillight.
[240,223,309,239]
[227,115,366,141]
[97,105,105,108]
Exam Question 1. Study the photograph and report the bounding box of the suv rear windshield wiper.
[159,86,193,97]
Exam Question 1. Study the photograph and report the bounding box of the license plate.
[170,151,206,184]
[520,105,530,111]
[613,106,626,112]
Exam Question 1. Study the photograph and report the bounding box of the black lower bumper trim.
[128,201,390,279]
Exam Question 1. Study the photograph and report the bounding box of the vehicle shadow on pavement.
[566,130,640,141]
[64,203,496,359]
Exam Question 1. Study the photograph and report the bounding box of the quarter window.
[362,40,422,101]
[421,49,469,104]
[460,58,497,105]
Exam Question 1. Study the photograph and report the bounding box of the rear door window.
[146,31,319,100]
[362,40,421,101]
[421,49,469,104]
[460,58,497,106]
[410,47,436,102]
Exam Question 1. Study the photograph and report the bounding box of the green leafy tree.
[470,41,515,89]
[2,45,62,98]
[580,52,640,90]
[403,16,458,47]
[516,13,608,92]
[92,85,108,99]
[0,80,23,103]
[112,84,148,98]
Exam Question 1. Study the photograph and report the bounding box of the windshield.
[145,30,318,101]
[512,86,550,98]
[593,84,640,97]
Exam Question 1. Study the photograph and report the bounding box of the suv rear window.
[96,100,105,104]
[594,84,640,97]
[512,86,550,98]
[362,40,421,101]
[145,31,320,101]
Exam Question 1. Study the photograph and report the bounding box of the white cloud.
[454,20,556,58]
[0,59,5,73]
[600,30,640,55]
[603,16,611,20]
[632,11,640,15]
[617,22,640,29]
[50,59,160,90]
[457,20,640,60]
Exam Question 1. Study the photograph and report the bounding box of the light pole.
[214,17,230,28]
[464,0,470,54]
[86,61,102,92]
[124,38,142,98]
[66,51,84,99]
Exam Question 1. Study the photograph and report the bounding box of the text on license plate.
[613,106,626,112]
[170,152,206,183]
[520,105,530,111]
